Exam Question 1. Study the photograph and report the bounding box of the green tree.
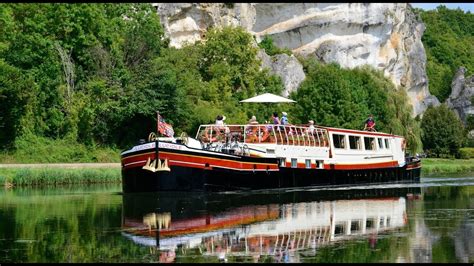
[420,104,465,157]
[290,59,422,153]
[417,5,474,102]
[0,4,167,149]
[0,61,36,149]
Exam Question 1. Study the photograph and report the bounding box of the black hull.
[122,162,421,193]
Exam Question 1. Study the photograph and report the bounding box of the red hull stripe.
[122,151,279,171]
[406,162,421,170]
[325,161,399,170]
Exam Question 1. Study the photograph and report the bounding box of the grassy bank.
[421,158,474,175]
[0,168,121,187]
[0,135,121,163]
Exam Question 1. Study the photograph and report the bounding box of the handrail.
[196,124,329,148]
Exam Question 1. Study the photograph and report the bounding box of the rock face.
[153,3,438,116]
[258,51,306,97]
[446,67,474,124]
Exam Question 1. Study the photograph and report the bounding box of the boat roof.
[317,125,403,138]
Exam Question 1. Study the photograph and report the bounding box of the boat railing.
[196,124,329,148]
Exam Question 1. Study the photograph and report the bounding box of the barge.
[121,121,421,192]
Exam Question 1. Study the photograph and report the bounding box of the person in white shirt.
[215,115,225,127]
[215,115,230,134]
[308,120,315,134]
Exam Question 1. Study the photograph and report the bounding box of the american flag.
[158,114,174,137]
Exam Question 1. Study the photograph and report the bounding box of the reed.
[421,158,474,175]
[0,168,121,187]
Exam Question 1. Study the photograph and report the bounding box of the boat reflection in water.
[121,188,421,263]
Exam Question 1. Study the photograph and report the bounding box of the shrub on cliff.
[258,36,292,56]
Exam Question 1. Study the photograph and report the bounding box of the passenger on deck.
[364,114,376,132]
[270,112,281,133]
[281,112,289,125]
[246,115,258,135]
[215,115,225,126]
[272,112,280,125]
[215,115,230,134]
[307,120,315,134]
[248,115,258,125]
[246,115,262,142]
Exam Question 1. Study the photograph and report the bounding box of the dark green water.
[0,176,473,263]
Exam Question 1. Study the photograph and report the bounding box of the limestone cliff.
[446,67,474,124]
[153,3,439,116]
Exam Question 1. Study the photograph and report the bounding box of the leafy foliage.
[290,59,422,153]
[415,5,474,102]
[420,104,466,157]
[258,35,292,56]
[0,61,36,149]
[0,4,284,154]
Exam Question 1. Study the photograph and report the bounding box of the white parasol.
[239,93,296,103]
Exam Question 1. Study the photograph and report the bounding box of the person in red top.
[364,114,376,131]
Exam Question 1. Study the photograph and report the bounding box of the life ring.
[202,126,221,143]
[259,126,270,142]
[246,126,270,143]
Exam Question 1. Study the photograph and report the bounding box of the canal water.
[0,174,473,263]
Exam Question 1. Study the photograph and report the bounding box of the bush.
[421,104,466,157]
[258,35,292,56]
[459,147,474,159]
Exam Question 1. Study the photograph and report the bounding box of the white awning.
[239,93,296,103]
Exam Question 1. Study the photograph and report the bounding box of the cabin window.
[315,160,323,169]
[351,220,361,234]
[378,138,384,149]
[366,218,375,229]
[334,223,345,236]
[305,159,311,169]
[333,134,346,149]
[364,137,376,150]
[349,135,361,150]
[291,158,297,168]
[280,158,286,167]
[385,138,390,149]
[379,217,385,227]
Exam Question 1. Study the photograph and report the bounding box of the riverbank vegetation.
[0,3,472,165]
[0,167,121,187]
[421,158,474,175]
[0,134,120,163]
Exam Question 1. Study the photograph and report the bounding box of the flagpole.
[155,111,160,206]
[156,111,160,137]
[155,111,160,168]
